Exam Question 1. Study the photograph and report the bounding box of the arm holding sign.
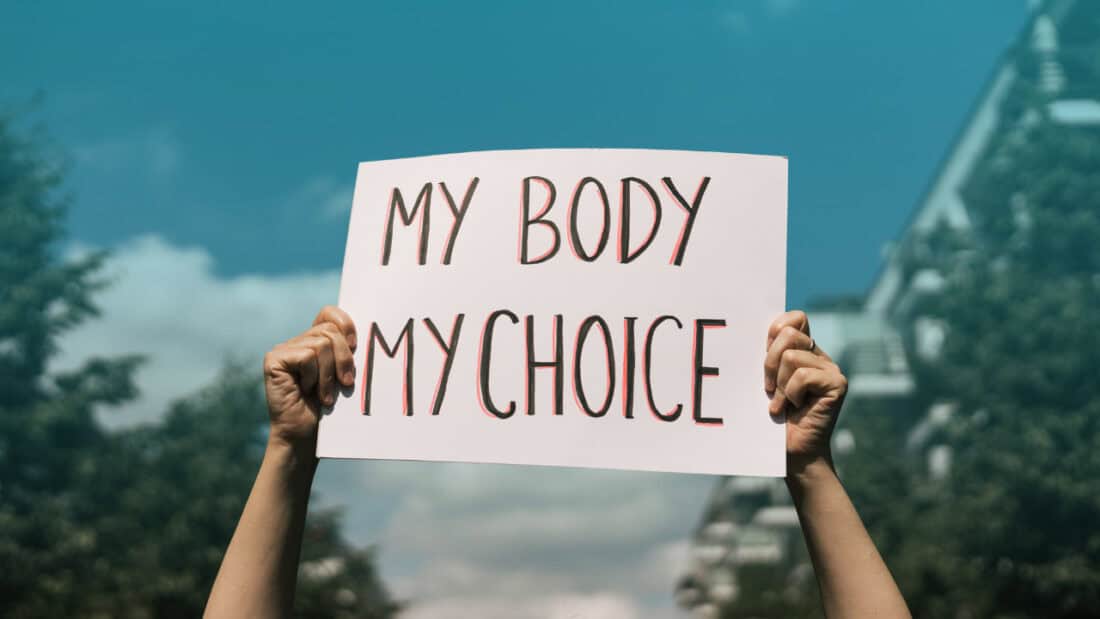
[205,307,357,619]
[203,301,908,618]
[766,311,911,619]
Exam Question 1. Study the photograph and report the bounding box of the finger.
[764,325,814,394]
[770,349,829,414]
[291,334,336,406]
[766,310,810,350]
[268,344,320,395]
[305,335,337,406]
[314,305,358,350]
[783,366,846,409]
[807,336,834,363]
[312,322,355,387]
[776,348,829,395]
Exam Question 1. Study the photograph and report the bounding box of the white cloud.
[55,235,338,427]
[639,539,694,595]
[402,589,647,619]
[765,0,801,17]
[392,554,688,618]
[718,0,801,33]
[718,10,750,34]
[56,234,712,617]
[73,128,182,181]
[385,469,681,557]
[286,176,355,220]
[359,460,707,618]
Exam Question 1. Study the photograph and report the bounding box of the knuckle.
[304,335,330,351]
[769,317,786,336]
[320,322,345,341]
[790,366,809,384]
[314,305,335,323]
[262,351,278,375]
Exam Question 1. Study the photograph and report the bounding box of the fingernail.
[343,371,355,385]
[348,334,357,349]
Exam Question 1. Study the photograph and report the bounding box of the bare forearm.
[788,459,910,619]
[205,439,317,619]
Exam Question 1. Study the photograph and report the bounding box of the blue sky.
[5,0,1024,306]
[4,2,1030,617]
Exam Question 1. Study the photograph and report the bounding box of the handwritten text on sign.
[318,149,787,476]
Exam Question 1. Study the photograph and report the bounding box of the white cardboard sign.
[318,149,787,476]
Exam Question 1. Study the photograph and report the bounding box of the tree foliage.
[0,115,398,618]
[850,15,1100,616]
[895,120,1100,618]
[722,6,1100,616]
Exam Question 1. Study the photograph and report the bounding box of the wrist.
[786,452,836,493]
[265,433,319,475]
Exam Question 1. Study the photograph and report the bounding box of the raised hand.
[764,310,848,469]
[262,305,358,450]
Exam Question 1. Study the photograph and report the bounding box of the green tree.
[899,118,1100,618]
[81,369,400,618]
[722,6,1100,616]
[847,14,1100,615]
[0,114,398,618]
[871,8,1100,613]
[0,112,141,615]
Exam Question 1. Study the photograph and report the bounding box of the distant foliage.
[850,25,1100,619]
[0,115,398,618]
[894,118,1100,618]
[724,5,1100,617]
